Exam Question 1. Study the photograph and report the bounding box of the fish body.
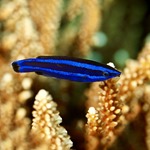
[12,56,121,82]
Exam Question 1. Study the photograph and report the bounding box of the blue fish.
[12,56,121,82]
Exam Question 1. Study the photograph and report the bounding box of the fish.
[12,56,121,82]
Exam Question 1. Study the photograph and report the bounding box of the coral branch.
[72,0,101,56]
[32,89,73,149]
[85,41,150,149]
[86,78,122,149]
[29,0,62,54]
[118,42,150,103]
[144,86,150,150]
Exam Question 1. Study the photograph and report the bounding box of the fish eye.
[102,72,109,77]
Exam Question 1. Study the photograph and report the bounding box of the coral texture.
[85,41,150,149]
[32,89,73,149]
[0,0,150,150]
[86,78,122,149]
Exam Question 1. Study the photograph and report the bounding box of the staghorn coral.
[1,0,46,59]
[85,40,150,150]
[72,0,101,56]
[86,78,123,149]
[117,41,150,124]
[29,0,62,55]
[0,66,73,149]
[0,0,72,149]
[0,65,32,149]
[56,0,101,57]
[0,0,150,150]
[65,0,83,21]
[32,89,73,149]
[144,86,150,150]
[118,42,150,103]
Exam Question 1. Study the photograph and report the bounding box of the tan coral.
[66,0,83,20]
[118,42,150,103]
[1,0,150,149]
[73,0,101,56]
[144,86,150,150]
[86,78,122,149]
[29,0,62,54]
[86,41,150,149]
[1,0,46,58]
[0,64,33,150]
[32,89,73,149]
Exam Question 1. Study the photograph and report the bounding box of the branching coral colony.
[32,89,73,149]
[85,41,150,150]
[1,0,150,150]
